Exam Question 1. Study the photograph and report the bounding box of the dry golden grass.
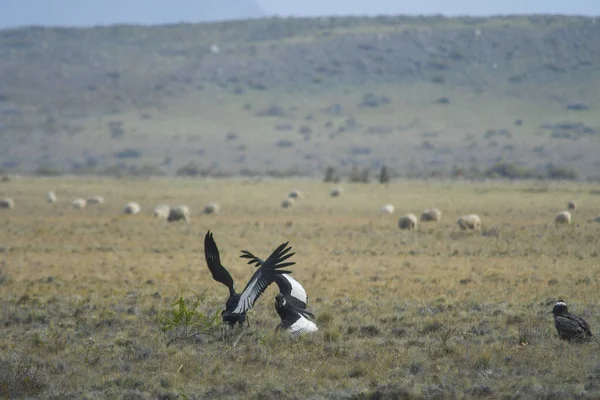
[1,177,600,399]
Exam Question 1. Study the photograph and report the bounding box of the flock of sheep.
[0,186,592,230]
[393,203,581,232]
[394,208,481,231]
[0,191,223,224]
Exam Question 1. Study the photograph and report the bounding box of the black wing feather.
[229,242,296,314]
[204,231,236,296]
[290,302,315,319]
[274,274,293,296]
[240,250,263,267]
[240,249,295,269]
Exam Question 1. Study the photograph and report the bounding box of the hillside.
[0,15,599,179]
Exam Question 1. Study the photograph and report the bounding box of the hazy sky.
[0,0,265,28]
[258,0,600,17]
[1,0,598,29]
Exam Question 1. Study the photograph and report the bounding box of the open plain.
[1,177,600,399]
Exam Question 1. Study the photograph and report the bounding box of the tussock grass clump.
[0,268,7,286]
[0,355,47,398]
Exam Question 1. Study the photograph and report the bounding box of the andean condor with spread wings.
[240,249,318,334]
[204,231,296,327]
[239,250,309,309]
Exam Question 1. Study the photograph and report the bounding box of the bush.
[349,166,370,183]
[546,165,578,180]
[176,163,212,177]
[256,105,285,117]
[114,149,141,159]
[484,163,538,180]
[108,121,125,138]
[159,293,221,346]
[275,139,294,148]
[359,93,391,108]
[323,166,340,183]
[34,166,62,176]
[131,164,166,177]
[379,165,391,184]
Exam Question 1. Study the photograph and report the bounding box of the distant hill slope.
[0,15,599,179]
[0,0,266,28]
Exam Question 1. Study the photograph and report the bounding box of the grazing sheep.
[0,198,15,209]
[124,202,141,215]
[47,191,57,204]
[567,201,576,210]
[72,198,87,209]
[555,211,572,225]
[168,205,190,223]
[380,204,395,214]
[330,187,343,197]
[398,213,418,230]
[203,202,220,215]
[288,189,302,199]
[457,214,482,230]
[153,204,170,219]
[420,208,442,222]
[281,198,295,209]
[87,195,105,205]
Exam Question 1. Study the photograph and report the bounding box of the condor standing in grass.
[204,231,296,328]
[552,299,596,343]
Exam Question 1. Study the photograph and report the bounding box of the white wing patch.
[289,315,318,335]
[231,273,267,314]
[282,274,308,304]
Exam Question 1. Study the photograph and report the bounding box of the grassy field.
[1,177,600,399]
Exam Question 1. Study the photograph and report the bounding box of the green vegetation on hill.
[0,15,599,178]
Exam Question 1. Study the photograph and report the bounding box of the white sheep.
[398,213,418,230]
[72,198,87,209]
[567,201,576,210]
[87,195,105,205]
[153,204,170,220]
[420,208,442,222]
[281,198,295,209]
[288,189,302,199]
[330,187,343,197]
[0,198,15,209]
[168,205,190,223]
[555,210,571,225]
[380,204,395,214]
[47,191,57,204]
[457,214,482,230]
[203,202,220,215]
[124,202,141,215]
